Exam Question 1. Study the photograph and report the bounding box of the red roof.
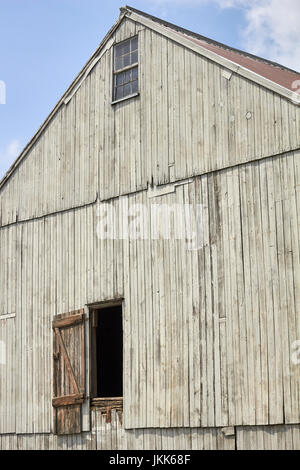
[170,27,300,93]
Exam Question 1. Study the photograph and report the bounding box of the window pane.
[115,40,130,57]
[116,72,124,86]
[131,80,138,94]
[124,83,131,96]
[123,54,131,67]
[124,70,131,83]
[115,56,123,71]
[131,37,138,52]
[120,41,130,55]
[132,66,138,80]
[131,50,138,64]
[115,86,123,100]
[114,43,123,58]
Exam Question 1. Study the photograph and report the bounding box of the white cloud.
[150,0,300,71]
[241,1,300,71]
[0,139,22,179]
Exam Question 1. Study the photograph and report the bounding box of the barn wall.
[0,149,299,434]
[0,316,16,434]
[0,224,18,434]
[0,411,299,450]
[1,18,300,226]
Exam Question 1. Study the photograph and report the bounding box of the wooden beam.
[91,397,123,408]
[52,313,84,329]
[52,394,85,407]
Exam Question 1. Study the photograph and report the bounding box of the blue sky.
[0,0,299,179]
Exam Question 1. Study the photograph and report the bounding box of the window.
[90,303,123,399]
[113,36,138,102]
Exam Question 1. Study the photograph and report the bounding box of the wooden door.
[52,309,85,435]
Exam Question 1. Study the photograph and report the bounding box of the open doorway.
[90,302,123,399]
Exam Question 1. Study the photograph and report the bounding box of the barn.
[0,5,300,450]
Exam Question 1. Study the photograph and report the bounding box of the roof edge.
[0,10,126,191]
[125,5,300,75]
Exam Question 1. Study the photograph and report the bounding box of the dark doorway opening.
[91,304,123,398]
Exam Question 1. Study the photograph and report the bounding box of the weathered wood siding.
[0,412,299,450]
[0,150,299,432]
[236,424,300,450]
[1,18,300,226]
[0,316,16,434]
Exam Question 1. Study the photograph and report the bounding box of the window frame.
[112,36,139,104]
